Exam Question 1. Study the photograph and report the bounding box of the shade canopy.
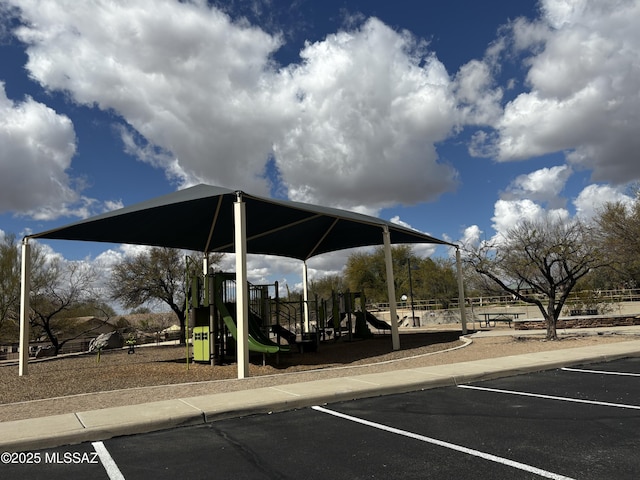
[19,184,464,378]
[30,184,452,259]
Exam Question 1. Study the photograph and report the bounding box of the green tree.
[65,300,116,318]
[345,245,457,305]
[0,233,21,336]
[308,274,347,301]
[595,193,640,287]
[465,217,604,340]
[345,246,401,302]
[414,257,458,308]
[109,247,221,344]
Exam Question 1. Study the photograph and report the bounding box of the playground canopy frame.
[19,184,460,378]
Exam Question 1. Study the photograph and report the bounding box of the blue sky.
[1,0,639,290]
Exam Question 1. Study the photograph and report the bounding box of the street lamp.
[408,258,416,326]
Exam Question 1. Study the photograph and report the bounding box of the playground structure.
[186,263,391,365]
[19,185,458,379]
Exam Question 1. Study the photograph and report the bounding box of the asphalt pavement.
[2,326,640,453]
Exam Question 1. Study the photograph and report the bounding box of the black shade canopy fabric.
[30,184,452,259]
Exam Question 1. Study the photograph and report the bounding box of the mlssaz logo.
[45,451,100,464]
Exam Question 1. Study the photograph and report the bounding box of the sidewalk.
[2,328,640,452]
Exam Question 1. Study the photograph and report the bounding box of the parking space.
[331,359,640,479]
[4,358,639,479]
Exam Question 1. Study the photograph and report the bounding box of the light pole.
[408,258,416,326]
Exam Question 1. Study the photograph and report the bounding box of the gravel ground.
[0,328,637,422]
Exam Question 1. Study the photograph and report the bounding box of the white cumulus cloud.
[8,1,460,215]
[491,198,569,236]
[275,18,459,212]
[502,165,572,209]
[11,0,287,196]
[483,0,640,186]
[0,82,80,218]
[573,183,634,219]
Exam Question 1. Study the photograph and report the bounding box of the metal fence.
[371,288,640,312]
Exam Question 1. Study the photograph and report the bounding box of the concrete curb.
[2,339,640,452]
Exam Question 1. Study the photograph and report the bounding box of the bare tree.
[30,255,109,354]
[109,247,221,344]
[465,217,604,340]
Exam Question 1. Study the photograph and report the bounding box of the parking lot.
[4,357,639,479]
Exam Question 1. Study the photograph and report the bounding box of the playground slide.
[326,313,348,332]
[271,323,297,345]
[247,309,291,352]
[361,311,392,331]
[218,302,287,354]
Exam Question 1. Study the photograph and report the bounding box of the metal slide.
[360,311,392,331]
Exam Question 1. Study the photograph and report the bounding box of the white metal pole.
[302,260,310,333]
[456,247,468,335]
[234,194,250,379]
[203,255,214,366]
[383,226,400,350]
[19,239,31,376]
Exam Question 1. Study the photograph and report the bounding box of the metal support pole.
[19,239,31,376]
[204,256,215,366]
[383,226,400,350]
[302,260,310,333]
[456,247,468,335]
[408,258,416,327]
[234,193,250,379]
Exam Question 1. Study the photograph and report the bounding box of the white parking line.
[562,367,640,377]
[458,384,640,410]
[92,441,125,480]
[312,405,574,480]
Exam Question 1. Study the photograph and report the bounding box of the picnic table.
[479,312,524,328]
